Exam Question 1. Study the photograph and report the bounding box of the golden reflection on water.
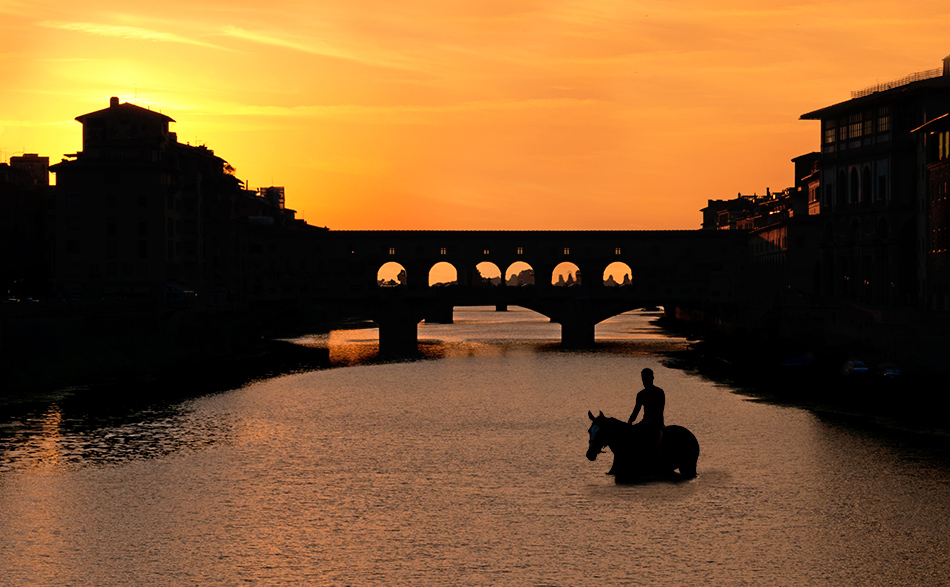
[1,309,949,585]
[296,307,685,367]
[34,404,64,469]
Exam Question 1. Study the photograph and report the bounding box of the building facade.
[914,113,950,310]
[1,154,53,298]
[49,97,315,306]
[799,56,950,307]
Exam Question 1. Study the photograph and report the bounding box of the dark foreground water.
[1,308,948,586]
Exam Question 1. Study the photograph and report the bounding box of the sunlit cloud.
[220,25,351,57]
[39,21,225,50]
[219,25,422,71]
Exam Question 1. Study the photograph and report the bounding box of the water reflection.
[0,391,236,473]
[1,307,680,472]
[1,308,949,586]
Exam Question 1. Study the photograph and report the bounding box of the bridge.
[313,230,747,354]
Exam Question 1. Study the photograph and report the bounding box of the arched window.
[429,262,458,287]
[505,261,535,286]
[850,168,860,205]
[603,262,632,287]
[552,262,581,286]
[862,166,872,206]
[474,262,502,286]
[836,169,847,208]
[377,262,407,287]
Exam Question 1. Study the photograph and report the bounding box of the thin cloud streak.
[39,21,227,50]
[219,25,426,71]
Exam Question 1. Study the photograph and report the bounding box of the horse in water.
[587,411,699,482]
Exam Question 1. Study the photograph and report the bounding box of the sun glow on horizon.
[3,1,949,229]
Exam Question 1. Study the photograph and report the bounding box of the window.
[516,247,523,255]
[823,119,836,144]
[483,249,490,255]
[877,107,890,133]
[848,113,862,139]
[939,131,950,161]
[440,247,447,255]
[563,247,570,255]
[615,247,622,255]
[389,247,395,255]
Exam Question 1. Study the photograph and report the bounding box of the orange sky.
[2,1,948,229]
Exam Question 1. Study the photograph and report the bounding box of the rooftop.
[801,54,950,120]
[851,67,943,99]
[75,96,175,124]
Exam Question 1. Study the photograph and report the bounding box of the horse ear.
[598,411,604,418]
[588,411,595,421]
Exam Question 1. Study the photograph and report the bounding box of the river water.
[1,308,948,586]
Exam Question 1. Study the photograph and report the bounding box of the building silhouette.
[48,97,321,306]
[914,113,950,310]
[701,54,950,357]
[4,58,949,380]
[0,154,53,298]
[800,55,950,308]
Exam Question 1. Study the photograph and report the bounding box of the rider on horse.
[627,367,665,467]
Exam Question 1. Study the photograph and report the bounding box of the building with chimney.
[50,97,248,304]
[50,97,326,307]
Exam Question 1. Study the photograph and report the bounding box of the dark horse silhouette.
[587,411,699,482]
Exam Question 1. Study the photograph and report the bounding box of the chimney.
[110,96,120,108]
[944,55,950,76]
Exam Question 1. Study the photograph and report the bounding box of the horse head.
[587,410,608,461]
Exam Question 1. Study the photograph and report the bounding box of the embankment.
[0,302,357,395]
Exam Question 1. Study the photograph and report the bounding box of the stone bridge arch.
[318,229,744,354]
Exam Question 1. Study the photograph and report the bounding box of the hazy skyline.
[2,0,948,229]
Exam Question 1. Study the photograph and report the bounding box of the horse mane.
[594,415,635,440]
[599,415,631,429]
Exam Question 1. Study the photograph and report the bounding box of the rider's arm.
[628,399,642,425]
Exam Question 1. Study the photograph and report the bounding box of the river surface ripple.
[1,308,948,586]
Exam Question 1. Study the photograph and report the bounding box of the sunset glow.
[2,0,948,229]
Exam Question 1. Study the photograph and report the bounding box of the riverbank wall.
[0,302,359,394]
[667,300,950,376]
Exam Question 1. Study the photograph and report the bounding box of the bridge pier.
[559,318,596,349]
[373,302,423,356]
